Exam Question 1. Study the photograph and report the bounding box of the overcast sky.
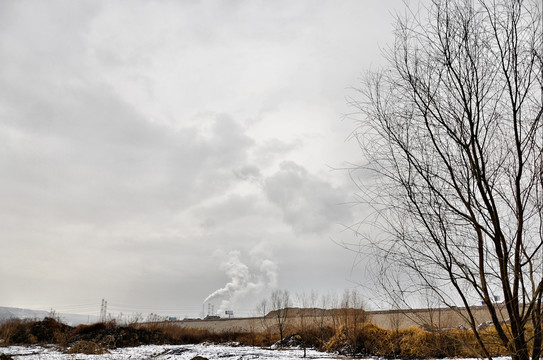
[0,0,409,319]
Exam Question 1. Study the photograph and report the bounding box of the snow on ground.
[0,344,515,360]
[0,343,349,359]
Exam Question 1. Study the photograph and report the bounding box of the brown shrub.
[398,327,440,358]
[323,321,499,358]
[442,328,481,358]
[0,315,520,358]
[246,330,280,347]
[151,324,214,344]
[66,340,108,355]
[358,322,389,355]
[0,318,71,346]
[0,319,25,346]
[71,322,108,337]
[478,326,509,356]
[323,324,354,355]
[0,318,174,352]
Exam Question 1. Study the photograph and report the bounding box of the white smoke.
[203,250,279,315]
[260,259,278,288]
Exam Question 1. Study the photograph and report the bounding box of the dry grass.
[0,317,70,346]
[151,322,258,345]
[65,340,108,355]
[322,322,511,358]
[0,316,519,358]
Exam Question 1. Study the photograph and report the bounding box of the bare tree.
[350,1,543,360]
[256,299,272,344]
[326,292,340,333]
[295,291,313,357]
[313,292,332,347]
[339,289,368,355]
[270,289,290,348]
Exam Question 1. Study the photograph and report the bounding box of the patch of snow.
[0,344,346,359]
[0,344,515,360]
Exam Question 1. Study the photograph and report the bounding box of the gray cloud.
[233,165,261,181]
[0,0,405,316]
[264,161,353,235]
[0,102,253,227]
[251,138,303,168]
[195,193,265,230]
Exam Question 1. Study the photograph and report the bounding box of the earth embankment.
[165,305,497,332]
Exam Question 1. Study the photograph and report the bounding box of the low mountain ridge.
[0,306,97,326]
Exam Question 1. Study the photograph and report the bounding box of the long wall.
[164,305,503,333]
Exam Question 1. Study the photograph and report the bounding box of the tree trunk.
[349,1,543,359]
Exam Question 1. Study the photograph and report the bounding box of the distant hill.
[0,306,98,326]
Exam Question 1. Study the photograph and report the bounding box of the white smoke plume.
[203,250,278,315]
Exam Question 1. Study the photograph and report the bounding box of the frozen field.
[0,343,348,359]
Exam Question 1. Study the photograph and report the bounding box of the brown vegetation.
[0,313,524,358]
[0,318,175,354]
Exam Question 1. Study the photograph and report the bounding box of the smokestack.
[202,250,279,315]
